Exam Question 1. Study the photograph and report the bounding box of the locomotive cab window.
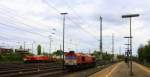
[65,56,76,59]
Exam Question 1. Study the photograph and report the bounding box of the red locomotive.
[23,55,55,63]
[65,51,96,69]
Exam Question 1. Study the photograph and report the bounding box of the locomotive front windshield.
[65,56,76,60]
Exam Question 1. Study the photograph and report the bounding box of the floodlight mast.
[60,12,68,70]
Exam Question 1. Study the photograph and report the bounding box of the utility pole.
[24,41,25,50]
[112,33,114,61]
[49,35,52,54]
[32,41,35,54]
[60,12,68,70]
[32,43,33,54]
[69,39,72,50]
[119,46,121,55]
[43,47,45,53]
[32,42,33,54]
[16,42,20,49]
[99,16,103,60]
[60,44,62,50]
[51,29,56,51]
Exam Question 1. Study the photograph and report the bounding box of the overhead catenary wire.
[41,0,99,48]
[0,6,54,33]
[43,0,99,41]
[0,18,90,48]
[0,6,83,43]
[63,0,99,28]
[0,3,97,50]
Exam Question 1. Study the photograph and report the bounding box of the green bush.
[92,51,113,61]
[0,53,22,62]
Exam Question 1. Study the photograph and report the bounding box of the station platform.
[89,61,150,77]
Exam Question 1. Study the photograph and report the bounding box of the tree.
[37,45,41,55]
[117,55,124,60]
[53,50,63,56]
[102,52,113,61]
[143,41,150,62]
[138,40,150,63]
[42,52,49,56]
[138,45,144,63]
[92,50,113,61]
[92,50,102,60]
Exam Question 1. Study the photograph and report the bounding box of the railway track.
[62,61,118,77]
[0,66,61,74]
[0,62,60,70]
[0,61,117,77]
[0,62,64,77]
[0,67,63,77]
[0,62,60,69]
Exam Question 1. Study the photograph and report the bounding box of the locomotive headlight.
[65,60,77,65]
[65,55,77,65]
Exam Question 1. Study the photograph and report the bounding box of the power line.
[0,22,47,37]
[62,0,100,37]
[0,4,97,49]
[67,17,99,40]
[0,6,53,33]
[0,21,89,47]
[0,6,80,45]
[43,0,98,41]
[42,0,99,49]
[63,0,92,25]
[0,6,58,39]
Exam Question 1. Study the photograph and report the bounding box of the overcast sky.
[0,0,149,55]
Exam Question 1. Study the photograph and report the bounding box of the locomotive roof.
[66,52,94,57]
[26,55,48,57]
